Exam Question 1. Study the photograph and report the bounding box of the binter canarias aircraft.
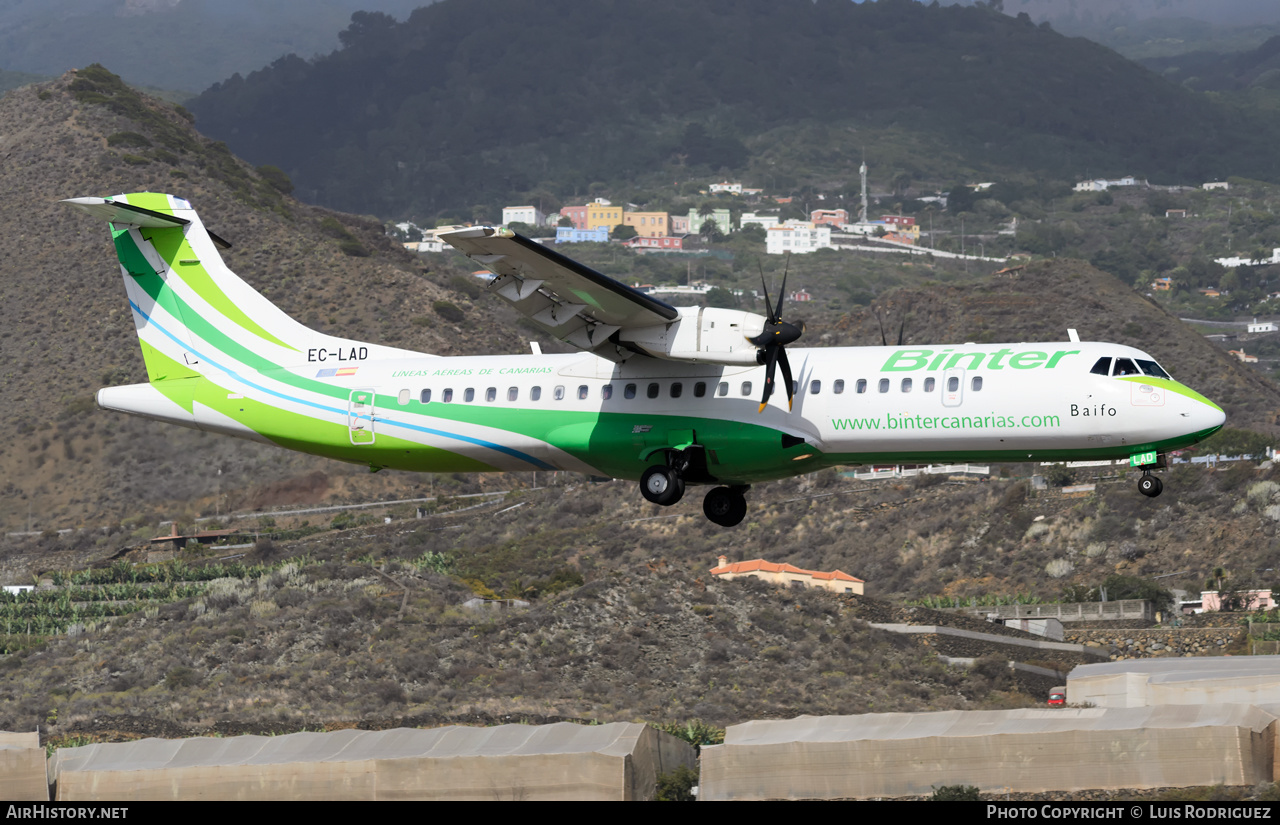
[67,193,1226,526]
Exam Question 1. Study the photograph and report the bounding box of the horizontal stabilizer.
[62,197,190,229]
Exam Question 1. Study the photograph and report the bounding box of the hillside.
[993,0,1280,59]
[0,67,550,535]
[0,0,430,96]
[186,0,1280,222]
[1141,35,1280,92]
[2,450,1279,741]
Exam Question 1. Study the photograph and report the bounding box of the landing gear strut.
[1137,471,1163,498]
[703,486,749,527]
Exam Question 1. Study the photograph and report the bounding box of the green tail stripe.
[140,226,297,352]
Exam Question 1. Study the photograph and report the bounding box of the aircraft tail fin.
[65,193,417,386]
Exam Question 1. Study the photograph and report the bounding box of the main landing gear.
[1137,471,1163,498]
[638,453,750,526]
[702,485,749,527]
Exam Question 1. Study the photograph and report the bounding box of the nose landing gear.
[640,464,685,506]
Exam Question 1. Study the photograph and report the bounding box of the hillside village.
[393,168,1280,382]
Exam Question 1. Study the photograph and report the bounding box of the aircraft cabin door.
[348,389,376,445]
[942,369,964,408]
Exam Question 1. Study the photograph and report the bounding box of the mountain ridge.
[187,0,1280,221]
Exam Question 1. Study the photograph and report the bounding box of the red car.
[1048,687,1066,706]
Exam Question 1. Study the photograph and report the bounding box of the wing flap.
[441,227,678,359]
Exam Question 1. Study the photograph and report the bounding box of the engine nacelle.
[618,306,767,365]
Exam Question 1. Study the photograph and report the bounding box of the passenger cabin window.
[717,382,729,397]
[1090,357,1112,376]
[971,376,984,391]
[485,387,497,402]
[923,377,935,393]
[554,385,566,401]
[856,379,867,394]
[442,388,454,403]
[398,389,410,405]
[671,382,683,399]
[625,383,637,399]
[834,379,845,394]
[878,378,889,393]
[1112,358,1139,377]
[602,384,613,400]
[578,385,589,400]
[947,377,959,393]
[530,386,542,401]
[901,378,912,393]
[694,382,707,398]
[741,381,753,396]
[420,389,432,404]
[647,383,660,399]
[810,380,821,395]
[507,387,519,402]
[464,388,475,402]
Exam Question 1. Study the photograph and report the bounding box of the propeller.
[748,256,805,413]
[875,306,905,347]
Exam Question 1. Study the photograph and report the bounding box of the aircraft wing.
[441,227,678,360]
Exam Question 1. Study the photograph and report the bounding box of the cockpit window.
[1090,357,1111,376]
[1136,359,1171,380]
[1112,358,1140,377]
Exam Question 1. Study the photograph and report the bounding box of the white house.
[502,206,545,227]
[740,213,780,230]
[1203,181,1230,191]
[708,182,742,195]
[1073,176,1140,192]
[766,221,833,255]
[1216,249,1280,268]
[1248,319,1278,334]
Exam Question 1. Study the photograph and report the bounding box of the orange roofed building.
[711,556,864,594]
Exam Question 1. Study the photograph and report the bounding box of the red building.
[809,208,849,227]
[559,205,588,230]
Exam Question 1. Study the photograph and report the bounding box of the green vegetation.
[189,0,1280,222]
[655,765,699,801]
[931,784,982,801]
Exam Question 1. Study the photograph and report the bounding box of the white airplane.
[66,193,1225,526]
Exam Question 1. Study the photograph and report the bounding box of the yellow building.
[623,211,669,238]
[586,204,623,232]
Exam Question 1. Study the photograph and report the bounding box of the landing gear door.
[348,389,376,445]
[942,369,964,408]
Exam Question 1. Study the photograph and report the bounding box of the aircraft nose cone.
[1191,398,1226,436]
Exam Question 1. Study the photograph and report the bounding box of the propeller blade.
[877,309,888,346]
[897,318,906,346]
[778,347,795,411]
[758,263,775,322]
[775,253,791,320]
[758,344,779,413]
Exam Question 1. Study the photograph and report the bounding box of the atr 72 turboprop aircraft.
[67,193,1226,527]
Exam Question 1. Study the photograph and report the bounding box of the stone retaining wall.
[1065,627,1247,659]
